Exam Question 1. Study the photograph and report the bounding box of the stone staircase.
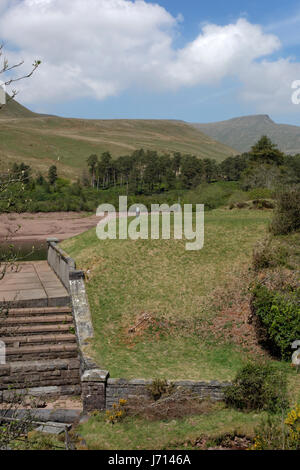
[0,306,81,399]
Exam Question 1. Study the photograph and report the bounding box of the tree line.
[85,136,300,194]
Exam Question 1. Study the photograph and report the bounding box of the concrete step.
[5,343,79,361]
[1,315,74,326]
[0,324,74,336]
[0,334,77,347]
[4,306,72,317]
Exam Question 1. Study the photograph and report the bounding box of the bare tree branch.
[0,43,41,109]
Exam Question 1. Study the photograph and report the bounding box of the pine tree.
[48,165,58,185]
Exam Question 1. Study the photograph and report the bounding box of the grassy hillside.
[0,93,39,119]
[62,209,293,381]
[0,99,236,179]
[192,114,300,154]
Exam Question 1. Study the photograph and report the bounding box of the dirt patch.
[0,396,83,411]
[201,274,271,358]
[122,312,171,348]
[206,301,270,358]
[43,396,83,411]
[0,212,101,242]
[192,434,252,450]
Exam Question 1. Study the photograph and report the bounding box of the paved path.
[0,261,69,308]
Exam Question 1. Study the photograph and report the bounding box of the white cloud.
[238,58,300,113]
[165,20,280,88]
[0,0,299,114]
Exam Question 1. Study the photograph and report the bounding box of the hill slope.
[0,93,39,119]
[0,99,236,179]
[191,115,300,154]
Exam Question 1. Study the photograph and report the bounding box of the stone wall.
[0,358,81,396]
[47,239,98,371]
[106,378,230,409]
[47,240,109,409]
[47,239,76,291]
[81,376,231,412]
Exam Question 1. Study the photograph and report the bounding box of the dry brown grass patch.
[125,389,216,421]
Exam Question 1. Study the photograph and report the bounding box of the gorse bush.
[251,404,300,450]
[224,362,288,413]
[105,399,127,425]
[270,186,300,235]
[251,284,300,360]
[147,379,175,401]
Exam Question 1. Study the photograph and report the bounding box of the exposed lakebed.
[0,212,101,261]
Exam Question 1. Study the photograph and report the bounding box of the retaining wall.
[106,378,230,409]
[0,358,81,401]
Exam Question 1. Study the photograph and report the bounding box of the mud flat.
[0,212,101,242]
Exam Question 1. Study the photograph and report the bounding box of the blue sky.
[1,0,300,124]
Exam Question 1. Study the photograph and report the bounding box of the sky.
[1,0,300,124]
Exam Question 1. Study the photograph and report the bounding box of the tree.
[48,165,58,186]
[0,44,39,275]
[87,154,98,188]
[180,155,205,189]
[220,154,249,181]
[203,158,218,183]
[0,44,41,107]
[249,136,284,166]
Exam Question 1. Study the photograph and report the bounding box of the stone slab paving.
[0,261,70,307]
[34,422,72,435]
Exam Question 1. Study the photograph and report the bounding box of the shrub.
[252,238,274,271]
[248,188,274,200]
[224,362,288,413]
[270,186,300,235]
[251,404,300,450]
[236,201,249,209]
[251,199,275,209]
[147,378,175,401]
[105,399,127,424]
[227,190,249,206]
[251,284,300,360]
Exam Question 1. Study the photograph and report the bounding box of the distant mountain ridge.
[191,115,300,155]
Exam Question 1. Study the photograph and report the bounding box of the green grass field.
[62,208,293,381]
[0,98,236,179]
[78,404,263,450]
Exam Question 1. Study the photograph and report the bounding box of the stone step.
[0,334,77,347]
[0,324,74,336]
[1,315,74,326]
[5,343,79,361]
[3,306,72,317]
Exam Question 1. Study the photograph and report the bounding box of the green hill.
[191,114,300,155]
[0,99,236,179]
[0,93,39,119]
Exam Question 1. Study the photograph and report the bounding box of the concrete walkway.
[0,261,70,308]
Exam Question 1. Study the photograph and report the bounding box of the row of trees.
[85,137,300,194]
[86,149,225,193]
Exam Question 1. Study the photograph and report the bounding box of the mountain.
[0,98,236,179]
[191,115,300,155]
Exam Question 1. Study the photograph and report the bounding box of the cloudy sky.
[1,0,300,124]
